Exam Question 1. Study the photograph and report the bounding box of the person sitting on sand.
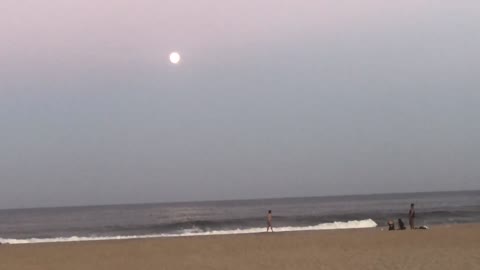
[267,210,273,232]
[388,220,395,231]
[409,203,416,229]
[398,218,406,230]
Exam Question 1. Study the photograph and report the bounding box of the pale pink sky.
[1,1,479,208]
[1,1,438,71]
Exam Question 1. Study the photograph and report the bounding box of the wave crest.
[0,219,377,245]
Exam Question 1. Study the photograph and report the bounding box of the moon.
[169,52,181,64]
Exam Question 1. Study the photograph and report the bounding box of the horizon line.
[1,188,478,211]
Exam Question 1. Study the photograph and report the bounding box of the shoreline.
[1,223,479,269]
[1,218,378,245]
[0,221,476,246]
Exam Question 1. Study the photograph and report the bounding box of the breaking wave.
[0,219,376,245]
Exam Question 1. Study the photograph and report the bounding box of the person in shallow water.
[266,210,273,232]
[409,203,416,229]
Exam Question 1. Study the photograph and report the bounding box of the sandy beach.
[1,224,479,270]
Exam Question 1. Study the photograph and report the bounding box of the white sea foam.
[0,219,377,245]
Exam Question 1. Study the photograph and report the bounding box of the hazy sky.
[1,1,479,209]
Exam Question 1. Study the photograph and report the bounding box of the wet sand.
[1,224,479,270]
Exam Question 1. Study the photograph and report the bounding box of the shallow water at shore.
[1,190,479,244]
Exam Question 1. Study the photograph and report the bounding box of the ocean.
[1,190,479,244]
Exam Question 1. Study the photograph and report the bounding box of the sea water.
[1,190,479,244]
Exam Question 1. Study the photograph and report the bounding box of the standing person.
[266,210,273,232]
[409,203,416,229]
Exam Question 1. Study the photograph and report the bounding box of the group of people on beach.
[388,203,416,231]
[266,203,419,233]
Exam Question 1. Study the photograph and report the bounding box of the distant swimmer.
[409,203,416,229]
[266,210,273,232]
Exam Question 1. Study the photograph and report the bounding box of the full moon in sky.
[169,52,181,64]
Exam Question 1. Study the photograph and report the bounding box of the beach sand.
[1,224,479,270]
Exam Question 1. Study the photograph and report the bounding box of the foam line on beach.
[0,219,377,244]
